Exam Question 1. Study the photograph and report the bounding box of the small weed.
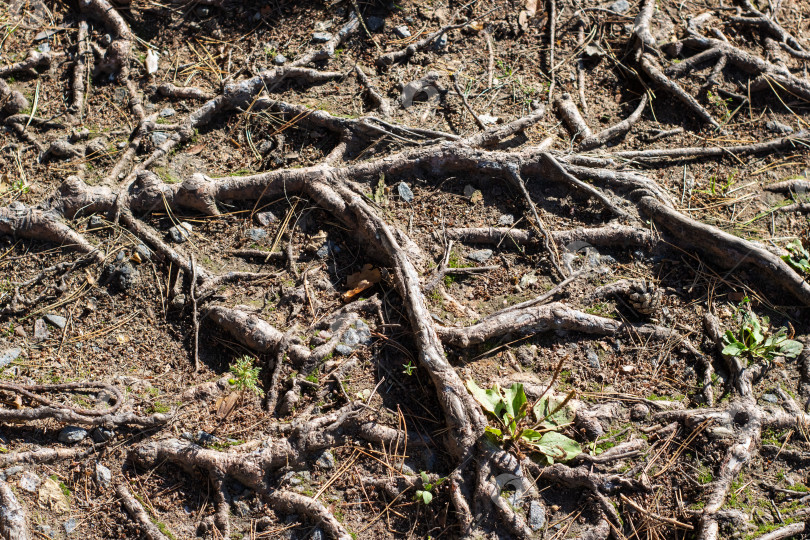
[229,356,264,396]
[782,239,810,275]
[415,471,445,505]
[402,361,416,376]
[722,297,802,364]
[149,401,170,414]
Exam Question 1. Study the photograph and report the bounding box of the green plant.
[466,380,581,464]
[782,239,810,274]
[229,356,264,396]
[721,300,802,364]
[149,401,170,414]
[402,361,416,376]
[415,471,444,505]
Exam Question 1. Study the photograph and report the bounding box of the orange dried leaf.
[216,392,239,418]
[343,264,381,300]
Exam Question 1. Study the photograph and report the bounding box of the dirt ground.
[1,0,810,538]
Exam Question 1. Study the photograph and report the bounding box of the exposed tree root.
[0,478,29,540]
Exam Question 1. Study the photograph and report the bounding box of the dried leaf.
[216,392,239,419]
[343,264,381,300]
[186,143,206,155]
[145,50,159,74]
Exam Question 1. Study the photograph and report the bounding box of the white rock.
[145,50,159,74]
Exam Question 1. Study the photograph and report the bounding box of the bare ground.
[1,0,810,539]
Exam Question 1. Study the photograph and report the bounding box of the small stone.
[159,107,176,117]
[316,450,336,469]
[13,326,25,338]
[95,464,111,486]
[35,319,50,341]
[766,120,793,134]
[586,349,601,370]
[151,131,169,146]
[34,524,53,538]
[255,211,277,226]
[335,344,353,356]
[528,500,546,531]
[19,471,41,493]
[44,314,67,329]
[234,500,251,517]
[397,182,414,202]
[630,403,649,421]
[354,320,372,344]
[91,427,115,443]
[111,262,139,290]
[312,32,333,43]
[463,184,477,197]
[195,6,210,16]
[246,228,267,242]
[4,466,22,477]
[762,393,779,404]
[497,214,514,226]
[342,328,360,347]
[63,517,78,535]
[58,426,88,444]
[310,528,325,540]
[113,87,128,106]
[273,54,287,65]
[168,222,193,243]
[479,114,499,125]
[393,25,411,38]
[435,33,448,49]
[38,42,50,53]
[609,0,630,13]
[519,273,537,288]
[0,347,21,369]
[365,16,385,32]
[136,244,152,261]
[89,215,104,228]
[145,50,159,75]
[467,249,493,263]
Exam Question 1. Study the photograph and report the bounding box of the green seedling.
[229,356,264,396]
[721,299,802,364]
[466,380,581,464]
[782,239,810,275]
[402,361,416,376]
[415,471,444,505]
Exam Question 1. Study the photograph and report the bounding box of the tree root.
[115,481,172,540]
[0,478,29,540]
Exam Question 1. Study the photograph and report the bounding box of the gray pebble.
[44,314,67,329]
[91,427,115,443]
[168,222,193,243]
[0,348,21,369]
[316,450,336,469]
[38,42,50,53]
[255,211,277,226]
[630,403,649,421]
[136,243,152,261]
[151,131,169,146]
[528,500,546,530]
[63,518,78,535]
[5,466,23,477]
[234,500,251,517]
[397,182,414,202]
[59,426,88,444]
[34,524,54,538]
[89,215,105,228]
[19,471,41,492]
[463,184,477,197]
[434,33,448,49]
[766,120,793,134]
[365,16,385,32]
[273,54,287,65]
[609,0,630,13]
[467,249,493,263]
[312,32,333,43]
[586,349,600,370]
[159,107,176,118]
[34,319,49,341]
[762,393,779,404]
[95,463,111,486]
[497,214,514,226]
[393,25,411,38]
[195,6,209,17]
[342,328,360,347]
[246,228,267,242]
[335,344,353,356]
